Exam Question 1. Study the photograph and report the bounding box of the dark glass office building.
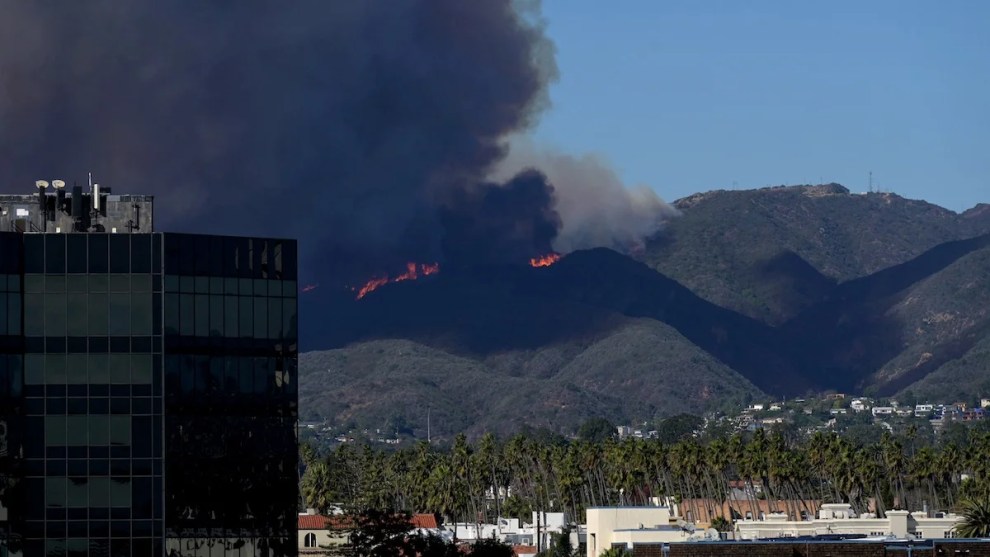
[0,192,298,556]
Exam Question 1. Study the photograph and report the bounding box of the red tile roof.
[513,545,538,557]
[299,513,437,531]
[298,514,356,530]
[299,514,328,530]
[410,513,439,529]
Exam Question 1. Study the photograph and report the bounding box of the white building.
[586,507,692,557]
[850,399,869,412]
[915,404,935,417]
[452,511,572,549]
[871,406,894,416]
[735,504,963,541]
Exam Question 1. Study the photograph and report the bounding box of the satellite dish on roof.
[35,180,49,189]
[705,528,720,541]
[52,180,65,189]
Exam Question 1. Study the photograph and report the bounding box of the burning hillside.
[352,262,440,300]
[529,253,561,267]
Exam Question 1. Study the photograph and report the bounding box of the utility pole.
[536,511,543,555]
[427,405,431,445]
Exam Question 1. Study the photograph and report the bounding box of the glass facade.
[0,232,298,557]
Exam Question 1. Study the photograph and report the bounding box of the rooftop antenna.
[868,171,873,193]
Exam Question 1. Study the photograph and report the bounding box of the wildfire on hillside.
[352,262,440,300]
[529,253,561,268]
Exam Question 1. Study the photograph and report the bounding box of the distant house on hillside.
[962,408,986,421]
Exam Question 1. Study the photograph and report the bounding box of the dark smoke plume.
[440,169,561,268]
[0,0,558,279]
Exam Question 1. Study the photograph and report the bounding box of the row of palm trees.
[300,429,990,526]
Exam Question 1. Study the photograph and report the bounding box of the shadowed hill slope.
[296,184,990,435]
[778,234,990,393]
[308,248,808,394]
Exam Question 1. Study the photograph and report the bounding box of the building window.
[304,532,317,548]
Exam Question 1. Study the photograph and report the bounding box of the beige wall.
[586,507,679,557]
[299,528,349,553]
[164,537,294,556]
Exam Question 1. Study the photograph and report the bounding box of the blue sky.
[532,0,989,212]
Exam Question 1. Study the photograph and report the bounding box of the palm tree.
[954,499,990,538]
[597,547,629,557]
[300,461,333,512]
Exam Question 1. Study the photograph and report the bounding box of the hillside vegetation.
[298,184,990,436]
[300,318,763,439]
[645,184,985,324]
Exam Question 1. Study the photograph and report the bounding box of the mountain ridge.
[298,184,990,436]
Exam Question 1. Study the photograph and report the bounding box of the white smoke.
[492,141,679,254]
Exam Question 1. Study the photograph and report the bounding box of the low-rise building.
[586,507,690,557]
[298,511,444,555]
[734,504,963,541]
[453,511,570,549]
[299,513,353,555]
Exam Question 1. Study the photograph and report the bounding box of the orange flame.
[353,262,440,300]
[529,253,561,268]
